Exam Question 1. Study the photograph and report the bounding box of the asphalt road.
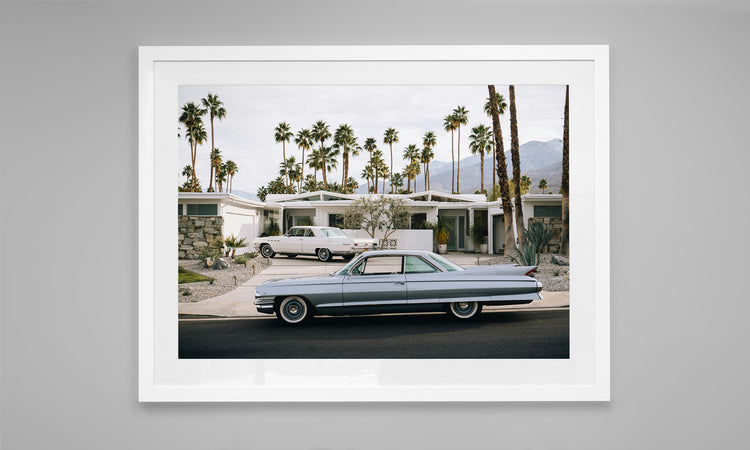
[179,309,569,359]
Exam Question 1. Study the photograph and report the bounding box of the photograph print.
[176,84,571,359]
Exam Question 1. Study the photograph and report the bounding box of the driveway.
[177,253,569,318]
[178,256,347,317]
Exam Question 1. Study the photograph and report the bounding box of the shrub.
[234,252,257,265]
[197,247,222,260]
[510,244,540,267]
[265,218,281,236]
[525,221,554,254]
[224,234,249,258]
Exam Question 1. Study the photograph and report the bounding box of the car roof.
[358,250,433,257]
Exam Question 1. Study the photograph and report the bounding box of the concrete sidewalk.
[178,254,569,318]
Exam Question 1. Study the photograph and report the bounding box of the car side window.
[404,256,438,274]
[303,229,314,237]
[360,256,403,275]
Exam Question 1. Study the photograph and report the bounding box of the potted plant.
[433,216,452,254]
[469,221,488,254]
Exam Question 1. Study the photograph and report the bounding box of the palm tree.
[443,114,457,193]
[371,149,388,194]
[538,178,548,194]
[216,162,228,193]
[403,161,420,194]
[319,145,340,185]
[201,93,226,191]
[311,121,332,188]
[307,148,322,184]
[561,85,570,256]
[294,129,313,192]
[469,124,494,193]
[279,156,301,193]
[508,85,526,250]
[178,102,206,191]
[363,137,377,172]
[422,131,436,191]
[452,106,469,193]
[485,92,508,193]
[383,128,399,193]
[521,175,531,194]
[181,165,193,184]
[488,85,515,254]
[392,172,405,193]
[361,165,374,193]
[402,144,420,193]
[274,122,293,189]
[334,124,358,186]
[210,148,222,191]
[225,160,238,193]
[421,146,435,192]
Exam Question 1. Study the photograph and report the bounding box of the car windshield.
[426,252,464,272]
[322,228,346,237]
[335,255,363,275]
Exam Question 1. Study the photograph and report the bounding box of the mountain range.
[358,138,563,195]
[229,139,563,200]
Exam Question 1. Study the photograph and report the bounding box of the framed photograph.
[139,45,609,401]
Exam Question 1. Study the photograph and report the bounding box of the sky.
[178,85,566,197]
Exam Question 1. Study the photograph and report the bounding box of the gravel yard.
[178,257,271,303]
[478,253,570,291]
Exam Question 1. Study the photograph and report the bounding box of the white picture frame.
[139,45,610,402]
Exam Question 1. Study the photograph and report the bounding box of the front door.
[446,215,465,251]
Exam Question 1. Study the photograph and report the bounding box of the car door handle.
[394,281,405,285]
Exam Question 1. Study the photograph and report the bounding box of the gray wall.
[2,1,749,449]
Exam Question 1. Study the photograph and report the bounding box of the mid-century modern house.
[177,190,563,258]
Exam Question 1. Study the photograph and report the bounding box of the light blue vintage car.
[254,250,543,324]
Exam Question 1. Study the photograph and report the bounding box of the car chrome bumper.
[254,295,275,314]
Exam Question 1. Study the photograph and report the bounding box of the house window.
[328,213,345,228]
[178,204,183,216]
[186,204,218,215]
[410,213,427,229]
[533,205,562,218]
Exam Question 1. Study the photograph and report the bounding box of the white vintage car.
[252,226,379,261]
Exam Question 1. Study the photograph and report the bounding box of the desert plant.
[468,221,487,250]
[509,244,540,267]
[433,216,452,245]
[234,252,257,265]
[197,247,222,260]
[224,234,248,258]
[265,218,281,236]
[525,221,554,254]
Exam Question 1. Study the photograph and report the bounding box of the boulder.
[551,255,569,266]
[212,258,229,270]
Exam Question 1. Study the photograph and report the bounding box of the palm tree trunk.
[209,115,215,191]
[480,151,485,192]
[509,85,526,251]
[300,148,306,191]
[561,85,570,256]
[389,144,394,194]
[456,126,461,193]
[492,146,496,195]
[190,139,197,192]
[283,141,288,189]
[488,85,515,255]
[450,130,455,193]
[320,143,328,189]
[342,151,349,186]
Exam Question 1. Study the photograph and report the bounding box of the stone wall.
[178,216,224,259]
[528,217,563,254]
